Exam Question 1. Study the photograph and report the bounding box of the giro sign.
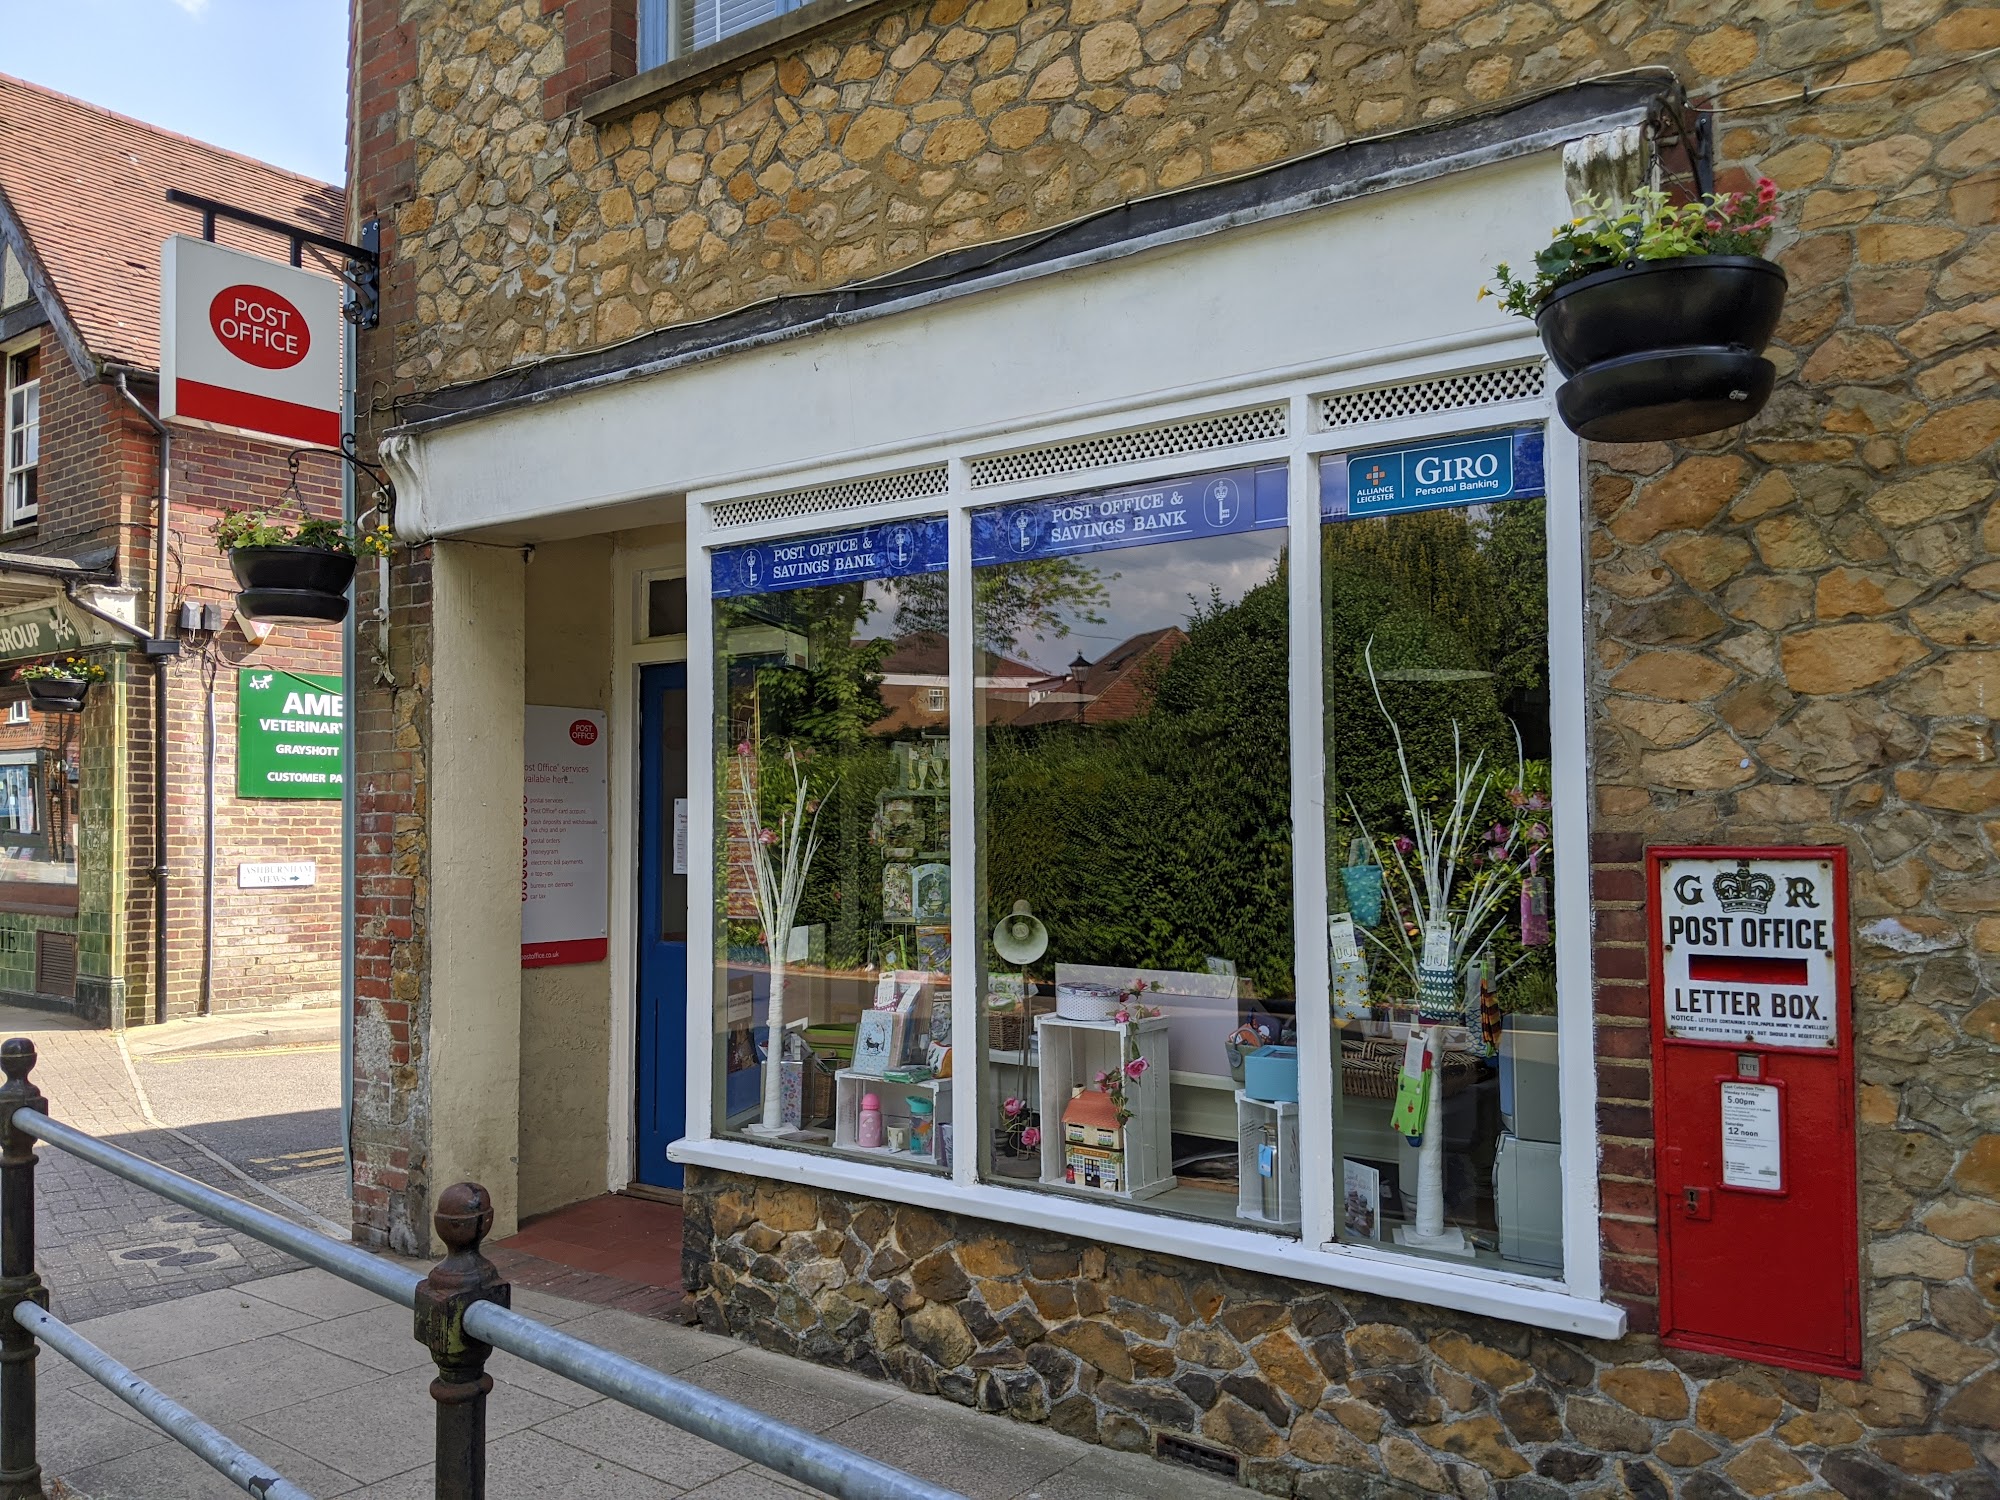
[162,236,341,447]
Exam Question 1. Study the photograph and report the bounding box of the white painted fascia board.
[380,154,1574,542]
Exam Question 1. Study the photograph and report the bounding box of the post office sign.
[1656,852,1838,1049]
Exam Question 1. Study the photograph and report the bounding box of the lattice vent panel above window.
[968,404,1290,490]
[1315,364,1546,430]
[709,464,951,530]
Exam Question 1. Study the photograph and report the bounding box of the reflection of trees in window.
[901,559,1110,656]
[1322,497,1554,1014]
[980,556,1295,1005]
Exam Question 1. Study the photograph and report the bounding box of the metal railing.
[0,1038,962,1500]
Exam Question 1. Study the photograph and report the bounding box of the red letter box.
[1649,845,1859,1376]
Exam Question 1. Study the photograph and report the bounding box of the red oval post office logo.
[568,719,598,747]
[208,284,310,370]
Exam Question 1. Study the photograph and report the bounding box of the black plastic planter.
[230,545,357,625]
[1535,255,1788,443]
[25,678,88,714]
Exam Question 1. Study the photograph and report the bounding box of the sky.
[6,0,349,184]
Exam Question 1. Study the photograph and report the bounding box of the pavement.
[41,1265,1248,1500]
[0,1002,343,1324]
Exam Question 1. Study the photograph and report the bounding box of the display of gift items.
[1235,1044,1301,1228]
[1040,980,1172,1200]
[1344,644,1552,1257]
[729,743,830,1138]
[986,899,1049,1173]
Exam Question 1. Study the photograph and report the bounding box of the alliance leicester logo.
[1713,861,1776,914]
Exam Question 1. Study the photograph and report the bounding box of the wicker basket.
[1339,1037,1481,1099]
[987,996,1050,1053]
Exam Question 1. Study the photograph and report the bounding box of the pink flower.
[1113,1009,1130,1024]
[1094,1070,1110,1089]
[759,828,778,844]
[1526,792,1548,812]
[1756,176,1777,206]
[736,740,752,755]
[1528,822,1550,844]
[1004,1097,1024,1117]
[1488,821,1509,844]
[1020,1127,1041,1149]
[1393,836,1414,856]
[1123,1057,1148,1082]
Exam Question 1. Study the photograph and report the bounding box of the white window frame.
[3,339,40,532]
[5,701,28,726]
[674,346,1617,1338]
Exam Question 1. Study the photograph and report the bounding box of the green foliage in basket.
[214,509,394,556]
[19,656,104,683]
[1484,181,1779,319]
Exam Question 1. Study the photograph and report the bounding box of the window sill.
[672,1136,1628,1339]
[582,0,895,125]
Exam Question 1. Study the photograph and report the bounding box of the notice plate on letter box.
[239,861,316,889]
[1658,854,1838,1049]
[1720,1081,1782,1192]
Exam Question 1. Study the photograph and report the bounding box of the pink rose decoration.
[1003,1097,1024,1117]
[1123,1057,1148,1081]
[1020,1127,1041,1149]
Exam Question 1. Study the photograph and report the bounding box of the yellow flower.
[1477,287,1490,300]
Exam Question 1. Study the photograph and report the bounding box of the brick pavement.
[0,1005,323,1323]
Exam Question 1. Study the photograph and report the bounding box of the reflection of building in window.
[991,627,1187,727]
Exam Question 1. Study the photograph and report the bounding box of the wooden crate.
[1034,1014,1173,1201]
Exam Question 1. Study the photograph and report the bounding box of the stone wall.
[685,1169,1994,1496]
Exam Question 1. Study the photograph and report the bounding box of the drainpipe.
[112,371,174,1026]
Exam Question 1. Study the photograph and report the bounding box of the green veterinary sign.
[238,669,344,800]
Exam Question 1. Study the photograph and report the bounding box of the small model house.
[1061,1087,1126,1193]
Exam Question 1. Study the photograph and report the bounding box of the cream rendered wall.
[428,541,527,1239]
[520,536,615,1219]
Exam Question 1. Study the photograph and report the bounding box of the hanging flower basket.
[20,656,105,715]
[228,545,359,624]
[24,677,89,714]
[1486,182,1788,443]
[216,511,392,626]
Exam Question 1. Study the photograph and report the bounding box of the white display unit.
[1034,1014,1173,1201]
[833,1069,951,1173]
[1235,1091,1301,1229]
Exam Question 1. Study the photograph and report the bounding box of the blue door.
[636,664,688,1188]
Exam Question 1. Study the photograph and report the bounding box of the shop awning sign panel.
[1321,427,1546,521]
[973,463,1288,567]
[711,518,946,599]
[1658,854,1839,1049]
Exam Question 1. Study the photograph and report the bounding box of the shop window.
[1319,427,1561,1276]
[0,735,77,887]
[709,518,953,1169]
[973,463,1296,1227]
[4,346,39,531]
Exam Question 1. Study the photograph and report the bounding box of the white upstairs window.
[3,345,38,531]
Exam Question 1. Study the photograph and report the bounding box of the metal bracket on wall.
[1647,89,1715,199]
[164,189,382,329]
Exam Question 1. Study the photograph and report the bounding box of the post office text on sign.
[1659,857,1839,1049]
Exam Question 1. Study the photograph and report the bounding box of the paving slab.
[243,1365,580,1484]
[71,1331,384,1424]
[47,1267,1255,1500]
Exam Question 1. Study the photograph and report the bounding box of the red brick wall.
[543,0,640,120]
[13,332,346,1022]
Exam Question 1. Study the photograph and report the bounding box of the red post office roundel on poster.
[209,285,311,370]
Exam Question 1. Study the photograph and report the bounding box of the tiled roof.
[0,73,344,372]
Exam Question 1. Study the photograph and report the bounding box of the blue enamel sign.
[1321,428,1545,521]
[973,463,1287,567]
[712,517,947,599]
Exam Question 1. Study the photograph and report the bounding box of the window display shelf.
[1235,1091,1301,1229]
[1034,1014,1172,1201]
[832,1068,952,1172]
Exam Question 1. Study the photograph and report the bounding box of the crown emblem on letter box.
[1712,861,1776,914]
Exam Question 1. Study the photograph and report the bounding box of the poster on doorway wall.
[522,706,608,967]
